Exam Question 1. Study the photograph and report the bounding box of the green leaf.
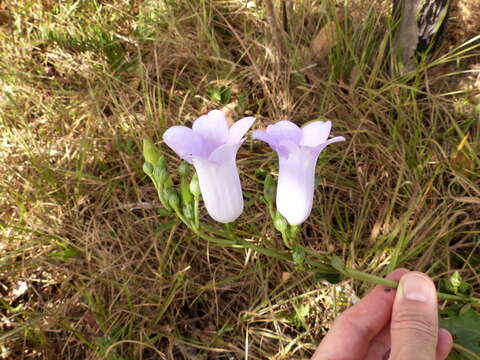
[330,255,346,274]
[49,247,78,261]
[440,306,480,360]
[49,240,79,261]
[220,86,232,104]
[283,301,310,329]
[155,221,176,234]
[206,86,232,104]
[207,87,222,103]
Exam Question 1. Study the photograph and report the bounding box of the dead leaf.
[310,21,338,62]
[82,311,101,336]
[220,101,237,126]
[281,272,291,282]
[0,10,12,26]
[451,151,474,176]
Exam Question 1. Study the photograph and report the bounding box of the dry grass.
[1,0,479,359]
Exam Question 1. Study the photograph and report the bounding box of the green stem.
[345,268,399,288]
[438,292,480,304]
[162,195,480,306]
[192,229,291,261]
[345,268,480,305]
[148,174,171,211]
[193,196,200,229]
[172,206,190,227]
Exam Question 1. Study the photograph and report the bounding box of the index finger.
[311,268,409,360]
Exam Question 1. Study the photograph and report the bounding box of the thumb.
[389,272,438,360]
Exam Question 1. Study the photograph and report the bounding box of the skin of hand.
[311,269,453,360]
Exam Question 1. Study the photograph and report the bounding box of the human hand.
[311,269,453,360]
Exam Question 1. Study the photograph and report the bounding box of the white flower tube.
[253,120,345,225]
[163,110,255,223]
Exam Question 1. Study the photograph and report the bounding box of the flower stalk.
[143,119,480,307]
[147,161,480,305]
[190,174,201,229]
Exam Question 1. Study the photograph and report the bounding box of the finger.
[364,326,390,360]
[389,272,438,360]
[311,268,409,360]
[436,328,453,360]
[366,326,452,360]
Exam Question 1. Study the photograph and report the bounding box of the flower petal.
[311,136,346,156]
[253,130,290,158]
[192,110,229,154]
[277,139,300,159]
[252,130,278,148]
[266,120,302,144]
[208,142,240,165]
[276,147,317,225]
[162,126,207,163]
[300,121,332,147]
[228,116,255,144]
[193,156,244,223]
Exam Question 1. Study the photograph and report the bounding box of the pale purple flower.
[253,120,345,225]
[163,110,255,223]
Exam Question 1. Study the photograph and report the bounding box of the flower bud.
[143,162,153,175]
[155,154,167,169]
[143,139,161,165]
[178,162,190,177]
[189,174,201,197]
[183,203,194,220]
[166,189,180,209]
[180,180,193,205]
[273,212,288,233]
[153,166,169,184]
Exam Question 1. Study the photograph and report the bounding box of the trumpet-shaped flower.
[253,120,345,225]
[163,110,255,223]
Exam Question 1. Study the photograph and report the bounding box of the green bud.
[273,212,288,233]
[178,162,190,177]
[153,166,169,184]
[263,174,276,204]
[183,203,193,220]
[155,154,167,169]
[143,139,161,165]
[166,189,180,209]
[180,179,193,205]
[450,271,462,289]
[189,174,201,197]
[143,162,153,175]
[162,187,171,201]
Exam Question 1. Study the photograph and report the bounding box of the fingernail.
[400,273,433,302]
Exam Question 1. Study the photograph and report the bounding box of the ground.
[0,0,479,359]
